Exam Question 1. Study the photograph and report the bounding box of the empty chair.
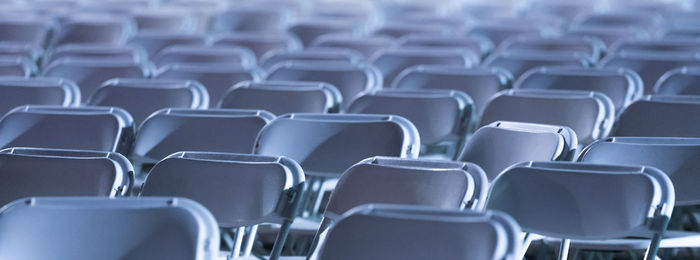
[52,15,134,46]
[466,23,550,47]
[45,44,146,66]
[130,108,274,178]
[516,67,643,113]
[287,19,363,47]
[0,197,219,260]
[131,9,194,33]
[371,48,478,87]
[0,16,52,47]
[152,45,256,69]
[0,42,42,61]
[309,34,395,59]
[266,61,381,107]
[212,6,288,33]
[392,66,513,116]
[654,67,700,95]
[610,39,700,55]
[348,89,473,159]
[372,23,451,39]
[0,147,131,206]
[486,161,673,260]
[313,204,520,260]
[602,52,700,94]
[260,49,363,71]
[615,95,700,138]
[379,1,438,19]
[572,12,664,35]
[255,113,420,178]
[128,32,206,57]
[484,51,590,80]
[499,36,605,62]
[397,35,494,59]
[0,56,35,77]
[219,81,341,115]
[0,105,134,153]
[211,32,301,59]
[0,77,79,115]
[156,63,260,105]
[141,152,305,260]
[566,26,649,47]
[458,121,576,180]
[87,78,209,124]
[480,89,614,144]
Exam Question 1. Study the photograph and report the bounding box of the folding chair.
[372,23,451,39]
[458,121,577,180]
[266,61,381,108]
[610,39,700,55]
[615,95,700,138]
[43,57,151,102]
[127,31,206,57]
[309,34,395,59]
[212,6,289,33]
[287,19,363,47]
[480,89,614,144]
[130,108,274,180]
[131,9,195,33]
[312,204,521,260]
[654,67,700,95]
[87,78,209,124]
[396,34,494,59]
[498,36,605,63]
[0,56,35,77]
[515,67,643,114]
[0,105,134,153]
[45,44,146,66]
[486,161,674,260]
[347,89,473,159]
[601,51,700,94]
[259,49,363,70]
[566,26,649,47]
[392,65,512,116]
[52,15,134,46]
[219,81,341,115]
[0,197,219,260]
[370,48,478,87]
[0,16,52,47]
[152,45,256,69]
[484,51,590,80]
[140,152,305,260]
[211,32,302,59]
[0,76,79,115]
[156,63,261,105]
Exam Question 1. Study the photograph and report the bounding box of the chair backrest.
[254,113,420,177]
[372,23,451,39]
[0,147,132,206]
[0,197,219,260]
[211,32,301,59]
[52,15,134,46]
[610,39,700,55]
[347,89,473,159]
[45,44,146,66]
[87,78,209,124]
[484,51,590,80]
[314,204,521,260]
[615,95,700,138]
[131,9,195,33]
[212,6,288,33]
[458,121,577,180]
[466,23,549,47]
[152,45,256,69]
[572,12,664,33]
[131,108,274,166]
[396,35,492,58]
[266,61,381,107]
[515,66,643,114]
[481,89,614,144]
[259,49,363,70]
[580,137,700,206]
[218,80,341,115]
[0,105,134,153]
[370,48,478,87]
[568,25,649,44]
[287,19,362,47]
[601,51,700,94]
[0,56,34,77]
[487,161,673,242]
[0,76,80,115]
[309,34,395,59]
[0,16,52,47]
[0,42,42,61]
[499,36,605,62]
[392,66,512,116]
[156,63,261,104]
[127,31,206,57]
[654,67,700,95]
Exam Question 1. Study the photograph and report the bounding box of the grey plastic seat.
[156,63,260,105]
[266,61,381,108]
[458,121,577,180]
[466,23,550,47]
[45,44,146,66]
[392,66,512,116]
[131,9,194,33]
[212,6,288,33]
[131,108,274,177]
[372,23,451,39]
[601,52,700,94]
[615,95,700,138]
[152,45,256,69]
[566,26,649,47]
[0,16,52,47]
[43,58,151,102]
[128,31,206,57]
[0,147,131,207]
[370,48,479,87]
[309,34,395,59]
[484,51,590,80]
[610,39,700,55]
[52,15,134,46]
[0,56,35,77]
[287,19,362,47]
[572,12,664,35]
[87,78,209,125]
[219,81,341,115]
[654,67,700,95]
[211,32,301,59]
[141,152,304,260]
[499,36,605,63]
[0,77,79,115]
[486,161,674,260]
[313,204,521,260]
[515,67,643,114]
[0,197,219,260]
[347,89,473,159]
[0,105,134,153]
[0,42,42,61]
[481,89,614,144]
[397,35,494,59]
[379,1,438,19]
[260,49,363,71]
[254,113,420,178]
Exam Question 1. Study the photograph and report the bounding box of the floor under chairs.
[218,81,342,115]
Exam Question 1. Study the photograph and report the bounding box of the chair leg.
[558,239,570,260]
